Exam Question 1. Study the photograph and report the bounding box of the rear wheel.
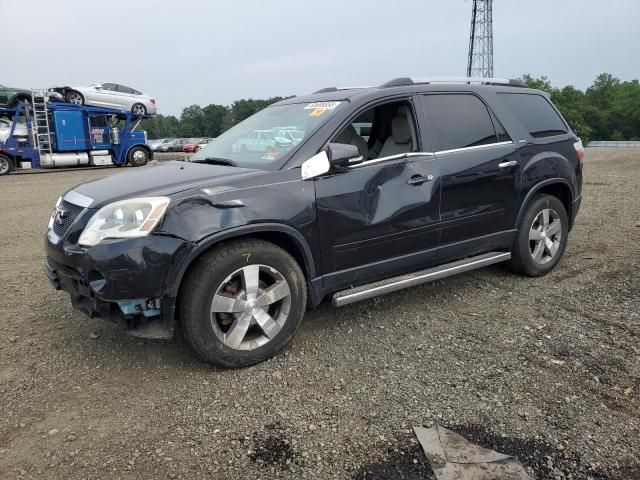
[131,103,147,115]
[0,154,13,176]
[65,91,84,105]
[179,239,307,368]
[127,146,149,167]
[507,194,568,277]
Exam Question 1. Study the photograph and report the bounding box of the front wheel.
[507,194,568,277]
[127,146,149,167]
[179,239,307,368]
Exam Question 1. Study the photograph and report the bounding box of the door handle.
[498,160,518,168]
[406,174,434,185]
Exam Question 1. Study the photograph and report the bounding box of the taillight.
[573,140,584,165]
[150,98,156,104]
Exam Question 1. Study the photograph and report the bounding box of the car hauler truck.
[0,93,152,176]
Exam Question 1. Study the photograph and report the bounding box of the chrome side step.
[332,251,511,307]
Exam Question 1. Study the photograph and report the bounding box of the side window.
[102,83,116,91]
[498,93,568,138]
[117,84,134,94]
[424,94,499,151]
[89,116,107,128]
[332,100,418,161]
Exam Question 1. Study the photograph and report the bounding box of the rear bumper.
[44,234,191,339]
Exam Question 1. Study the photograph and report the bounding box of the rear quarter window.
[498,93,568,138]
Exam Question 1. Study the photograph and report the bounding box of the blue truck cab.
[0,101,152,175]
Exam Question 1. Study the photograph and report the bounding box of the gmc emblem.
[54,207,68,226]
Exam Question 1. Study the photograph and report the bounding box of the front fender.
[164,222,317,298]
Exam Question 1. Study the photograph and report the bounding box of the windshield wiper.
[192,157,238,167]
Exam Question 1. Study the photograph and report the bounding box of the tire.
[507,194,568,277]
[131,103,147,116]
[65,91,84,105]
[0,154,13,176]
[9,96,30,108]
[179,239,307,368]
[127,146,149,167]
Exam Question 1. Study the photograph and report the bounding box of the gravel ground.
[0,148,638,480]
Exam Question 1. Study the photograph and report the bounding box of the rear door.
[115,84,137,109]
[420,93,520,258]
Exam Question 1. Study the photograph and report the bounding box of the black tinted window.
[498,93,567,138]
[424,94,499,151]
[101,83,116,91]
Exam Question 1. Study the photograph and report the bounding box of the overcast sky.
[4,0,639,116]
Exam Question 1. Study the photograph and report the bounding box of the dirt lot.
[0,148,638,479]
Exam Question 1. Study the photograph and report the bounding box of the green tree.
[180,105,207,137]
[521,74,555,94]
[202,104,230,137]
[610,80,640,139]
[552,86,592,143]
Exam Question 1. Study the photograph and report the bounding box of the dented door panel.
[315,155,440,276]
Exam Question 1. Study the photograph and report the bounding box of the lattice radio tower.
[467,0,494,77]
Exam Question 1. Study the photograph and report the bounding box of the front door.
[420,93,520,258]
[314,99,441,292]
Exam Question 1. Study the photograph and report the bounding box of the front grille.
[52,200,84,238]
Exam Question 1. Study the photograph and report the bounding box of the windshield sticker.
[309,107,327,117]
[262,149,280,161]
[304,101,342,110]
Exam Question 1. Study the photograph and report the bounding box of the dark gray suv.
[44,77,583,367]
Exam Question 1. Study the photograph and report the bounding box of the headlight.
[78,197,170,247]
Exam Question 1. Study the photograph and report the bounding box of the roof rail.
[380,77,528,88]
[312,85,374,94]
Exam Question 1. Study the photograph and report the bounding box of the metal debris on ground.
[413,425,534,479]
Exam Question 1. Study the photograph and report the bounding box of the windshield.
[190,101,345,168]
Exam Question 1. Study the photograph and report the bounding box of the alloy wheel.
[68,92,82,105]
[529,208,562,264]
[132,104,146,115]
[210,264,291,351]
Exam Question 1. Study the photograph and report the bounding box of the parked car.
[48,83,156,115]
[195,138,213,152]
[149,138,175,151]
[0,83,31,107]
[231,129,293,153]
[184,138,211,153]
[156,138,188,152]
[0,116,28,143]
[44,77,583,368]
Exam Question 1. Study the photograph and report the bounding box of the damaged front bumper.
[44,234,191,339]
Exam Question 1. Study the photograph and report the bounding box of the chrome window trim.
[63,190,94,208]
[350,152,434,169]
[434,141,514,156]
[348,142,514,169]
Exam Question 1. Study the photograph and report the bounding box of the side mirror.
[327,143,364,167]
[94,83,103,90]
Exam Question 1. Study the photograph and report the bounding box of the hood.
[72,161,264,208]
